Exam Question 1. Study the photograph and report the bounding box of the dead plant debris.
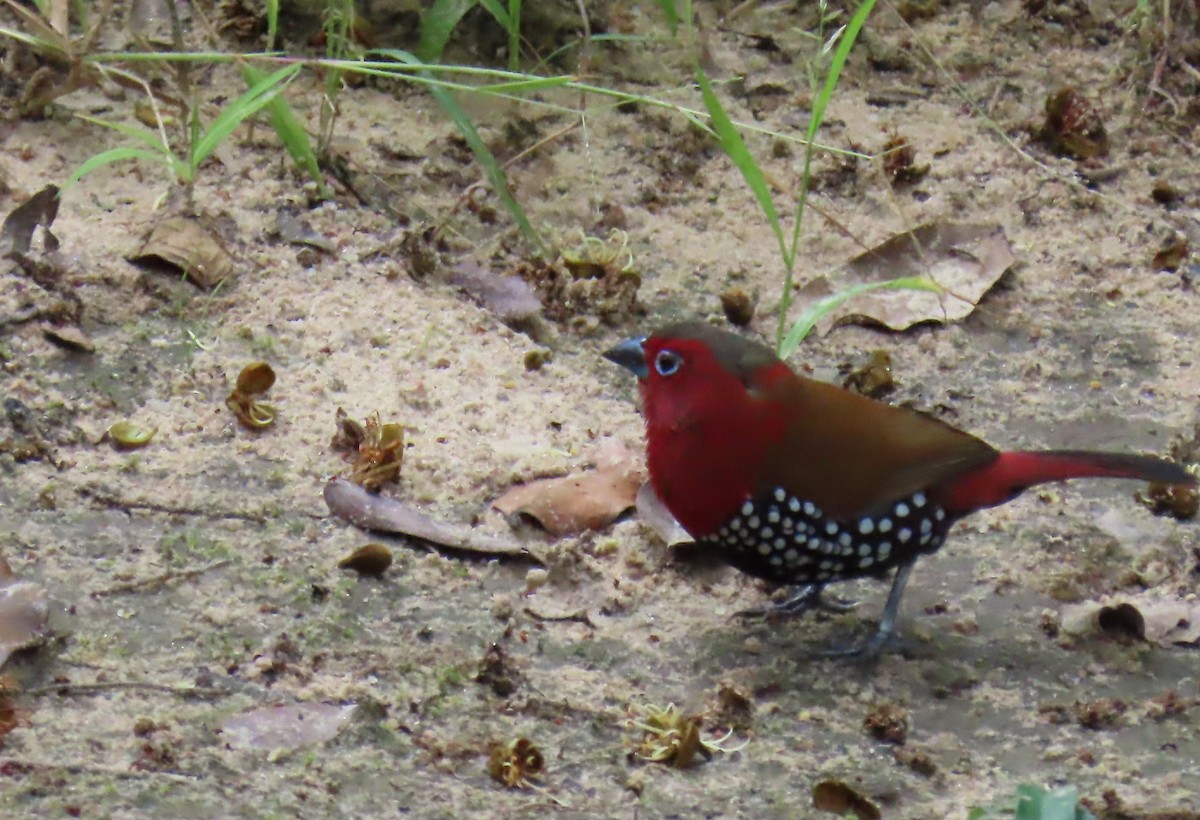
[336,543,393,577]
[324,479,543,563]
[226,362,277,430]
[863,702,908,745]
[331,409,404,490]
[1041,87,1110,160]
[625,702,746,768]
[106,421,156,450]
[812,779,882,819]
[493,445,644,536]
[512,230,641,325]
[130,217,234,289]
[794,223,1015,334]
[0,555,50,669]
[488,737,543,788]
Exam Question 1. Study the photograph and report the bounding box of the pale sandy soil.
[1,1,1199,817]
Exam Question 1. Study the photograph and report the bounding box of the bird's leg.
[736,583,860,619]
[816,562,915,661]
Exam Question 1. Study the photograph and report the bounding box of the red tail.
[941,450,1194,516]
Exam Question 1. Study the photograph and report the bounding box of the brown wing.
[755,374,999,520]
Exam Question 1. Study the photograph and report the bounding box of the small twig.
[25,681,229,699]
[523,607,595,628]
[91,559,232,598]
[0,758,200,781]
[76,485,317,523]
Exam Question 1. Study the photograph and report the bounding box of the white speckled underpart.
[701,487,950,584]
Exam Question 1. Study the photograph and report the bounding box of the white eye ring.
[654,350,682,376]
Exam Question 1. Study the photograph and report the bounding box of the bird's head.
[604,321,790,434]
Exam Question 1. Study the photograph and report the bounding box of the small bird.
[605,321,1194,659]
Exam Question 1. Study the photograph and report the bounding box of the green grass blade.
[778,276,944,360]
[653,0,680,35]
[63,147,172,188]
[777,0,876,352]
[73,112,172,154]
[265,0,278,50]
[696,68,786,263]
[193,63,300,167]
[476,0,511,30]
[241,64,331,198]
[380,48,544,254]
[417,0,477,62]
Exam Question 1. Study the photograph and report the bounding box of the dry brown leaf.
[0,556,50,669]
[0,185,59,256]
[636,482,691,545]
[797,223,1015,334]
[130,217,234,289]
[218,702,357,750]
[494,446,645,536]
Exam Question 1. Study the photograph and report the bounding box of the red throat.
[639,353,789,537]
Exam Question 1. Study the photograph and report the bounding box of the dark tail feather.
[942,450,1194,515]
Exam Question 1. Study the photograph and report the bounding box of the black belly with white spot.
[698,487,952,585]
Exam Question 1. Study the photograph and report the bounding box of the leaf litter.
[793,223,1015,334]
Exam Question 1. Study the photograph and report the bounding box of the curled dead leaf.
[337,543,393,576]
[812,780,881,819]
[1062,595,1200,647]
[219,702,357,750]
[0,556,50,669]
[494,451,645,536]
[794,223,1015,335]
[131,217,234,289]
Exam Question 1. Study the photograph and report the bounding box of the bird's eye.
[654,350,682,376]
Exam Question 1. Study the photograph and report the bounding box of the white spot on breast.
[859,518,874,535]
[784,548,799,562]
[770,555,783,566]
[731,518,743,531]
[913,492,926,508]
[767,510,780,524]
[803,501,816,517]
[894,502,910,518]
[919,533,931,546]
[878,542,891,559]
[878,518,892,533]
[761,527,774,539]
[859,543,872,557]
[807,537,821,551]
[774,488,786,502]
[859,556,874,568]
[748,516,761,529]
[774,538,787,550]
[741,501,755,516]
[920,518,932,534]
[898,528,911,543]
[758,543,771,556]
[825,522,838,535]
[788,497,801,512]
[934,507,946,521]
[839,533,852,548]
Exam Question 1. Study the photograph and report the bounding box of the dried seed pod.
[108,421,156,449]
[337,543,393,576]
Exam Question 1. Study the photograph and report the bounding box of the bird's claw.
[736,583,860,620]
[812,626,901,662]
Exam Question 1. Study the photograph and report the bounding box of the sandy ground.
[1,0,1199,817]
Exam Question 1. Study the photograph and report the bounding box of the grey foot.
[737,583,860,619]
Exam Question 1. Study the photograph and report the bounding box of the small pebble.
[525,568,549,593]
